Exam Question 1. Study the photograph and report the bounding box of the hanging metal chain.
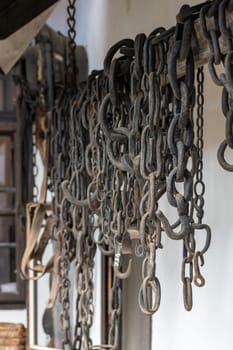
[32,120,39,201]
[194,66,205,224]
[52,3,79,348]
[201,0,233,171]
[108,276,122,350]
[67,0,77,85]
[182,65,210,306]
[14,76,39,201]
[59,228,72,350]
[23,0,233,347]
[53,91,75,350]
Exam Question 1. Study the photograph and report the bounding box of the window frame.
[0,118,26,308]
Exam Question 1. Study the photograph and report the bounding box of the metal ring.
[217,139,233,171]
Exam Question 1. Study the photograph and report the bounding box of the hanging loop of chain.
[194,66,205,224]
[67,0,77,86]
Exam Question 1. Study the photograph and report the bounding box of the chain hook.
[193,251,205,287]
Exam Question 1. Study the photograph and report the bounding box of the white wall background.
[1,1,233,350]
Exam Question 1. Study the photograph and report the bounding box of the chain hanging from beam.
[20,0,233,349]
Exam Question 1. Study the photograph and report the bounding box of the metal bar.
[0,209,15,216]
[0,242,16,248]
[0,186,15,193]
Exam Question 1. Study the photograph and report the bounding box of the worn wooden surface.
[175,10,233,76]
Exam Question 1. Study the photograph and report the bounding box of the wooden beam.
[174,11,233,76]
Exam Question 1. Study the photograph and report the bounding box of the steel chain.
[67,0,77,85]
[195,66,205,224]
[21,0,233,348]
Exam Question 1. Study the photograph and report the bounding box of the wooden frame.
[0,119,26,308]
